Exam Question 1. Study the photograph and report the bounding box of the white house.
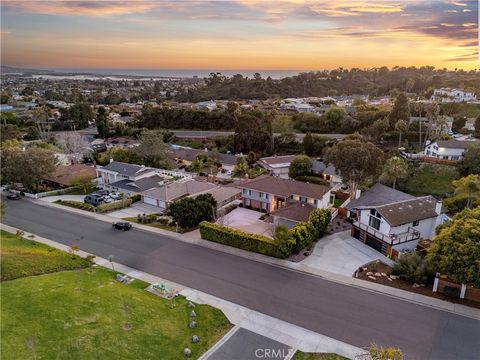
[424,139,478,161]
[257,155,296,179]
[431,88,477,103]
[194,100,217,111]
[351,196,446,259]
[96,161,158,189]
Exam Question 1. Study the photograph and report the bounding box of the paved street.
[3,198,480,360]
[172,130,346,142]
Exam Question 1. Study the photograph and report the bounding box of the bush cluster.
[392,251,435,285]
[96,198,133,213]
[199,222,288,258]
[294,176,330,186]
[55,200,94,212]
[129,194,142,203]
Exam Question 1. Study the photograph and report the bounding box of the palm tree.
[381,156,409,189]
[453,175,480,209]
[395,119,409,148]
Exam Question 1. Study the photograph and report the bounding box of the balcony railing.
[354,222,420,245]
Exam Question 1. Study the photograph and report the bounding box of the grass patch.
[293,352,349,360]
[55,199,95,212]
[402,163,458,197]
[0,230,90,282]
[332,198,344,208]
[124,217,177,232]
[1,267,232,360]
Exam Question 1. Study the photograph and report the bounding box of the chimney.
[435,201,442,215]
[355,189,362,199]
[109,158,114,163]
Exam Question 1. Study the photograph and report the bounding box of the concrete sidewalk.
[26,199,480,320]
[1,223,365,360]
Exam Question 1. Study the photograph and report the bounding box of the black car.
[112,221,132,231]
[7,193,21,200]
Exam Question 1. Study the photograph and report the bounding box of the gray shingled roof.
[142,180,217,202]
[435,139,478,149]
[346,183,414,211]
[376,196,439,226]
[110,175,164,193]
[102,161,154,177]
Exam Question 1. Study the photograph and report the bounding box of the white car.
[109,192,121,200]
[103,196,113,203]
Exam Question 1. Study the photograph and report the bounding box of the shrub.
[96,198,132,213]
[199,222,288,258]
[55,200,95,212]
[295,176,329,186]
[274,225,295,255]
[308,208,331,238]
[169,194,217,229]
[289,222,317,254]
[130,194,141,203]
[392,251,435,284]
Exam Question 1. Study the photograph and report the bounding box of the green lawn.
[402,163,458,197]
[333,198,345,208]
[1,268,232,360]
[0,230,90,282]
[293,351,349,360]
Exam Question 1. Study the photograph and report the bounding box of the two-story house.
[350,194,446,259]
[239,175,331,213]
[424,139,478,161]
[96,161,158,191]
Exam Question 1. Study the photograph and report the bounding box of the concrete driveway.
[301,230,394,276]
[109,202,163,219]
[217,207,272,238]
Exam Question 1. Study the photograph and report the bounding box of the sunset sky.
[1,0,478,71]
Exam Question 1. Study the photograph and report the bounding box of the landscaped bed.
[0,231,233,359]
[358,261,480,309]
[123,216,177,232]
[293,351,348,360]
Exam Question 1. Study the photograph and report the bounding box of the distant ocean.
[43,68,305,79]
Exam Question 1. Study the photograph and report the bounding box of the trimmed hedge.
[199,221,287,258]
[55,200,95,212]
[96,198,132,213]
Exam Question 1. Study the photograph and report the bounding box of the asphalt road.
[3,198,480,360]
[172,130,346,141]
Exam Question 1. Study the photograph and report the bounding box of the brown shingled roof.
[376,196,439,226]
[240,175,331,199]
[48,164,97,187]
[271,202,314,223]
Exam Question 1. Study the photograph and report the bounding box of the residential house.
[271,202,315,229]
[311,160,342,185]
[257,155,296,178]
[424,139,478,161]
[96,161,157,189]
[239,175,332,213]
[173,148,238,172]
[347,184,446,258]
[110,175,164,197]
[194,100,217,111]
[431,88,477,103]
[47,164,97,188]
[141,179,239,210]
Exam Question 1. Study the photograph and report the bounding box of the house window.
[242,188,246,195]
[261,202,267,210]
[412,220,419,227]
[369,216,381,230]
[248,190,252,196]
[314,199,318,206]
[245,199,251,206]
[265,193,269,200]
[259,192,264,198]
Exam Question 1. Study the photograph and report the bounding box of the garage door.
[365,234,383,253]
[143,196,157,206]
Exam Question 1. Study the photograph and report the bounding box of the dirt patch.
[358,262,480,309]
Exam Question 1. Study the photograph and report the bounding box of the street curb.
[197,325,240,360]
[24,198,480,320]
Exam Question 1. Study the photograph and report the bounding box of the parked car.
[103,196,113,203]
[84,194,104,207]
[94,190,109,197]
[6,192,21,200]
[109,192,121,200]
[112,221,132,231]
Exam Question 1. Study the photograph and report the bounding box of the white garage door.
[143,196,158,206]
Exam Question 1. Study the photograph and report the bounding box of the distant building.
[424,139,478,161]
[194,100,217,111]
[431,88,477,103]
[257,155,296,179]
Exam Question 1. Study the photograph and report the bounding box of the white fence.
[24,186,79,199]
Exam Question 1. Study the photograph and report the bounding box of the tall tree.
[288,155,312,179]
[452,174,480,209]
[136,130,175,169]
[458,143,480,176]
[325,140,384,196]
[474,114,480,139]
[55,132,90,163]
[303,132,314,156]
[380,156,409,189]
[234,110,273,154]
[96,106,110,139]
[388,93,409,128]
[394,119,409,148]
[428,207,480,287]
